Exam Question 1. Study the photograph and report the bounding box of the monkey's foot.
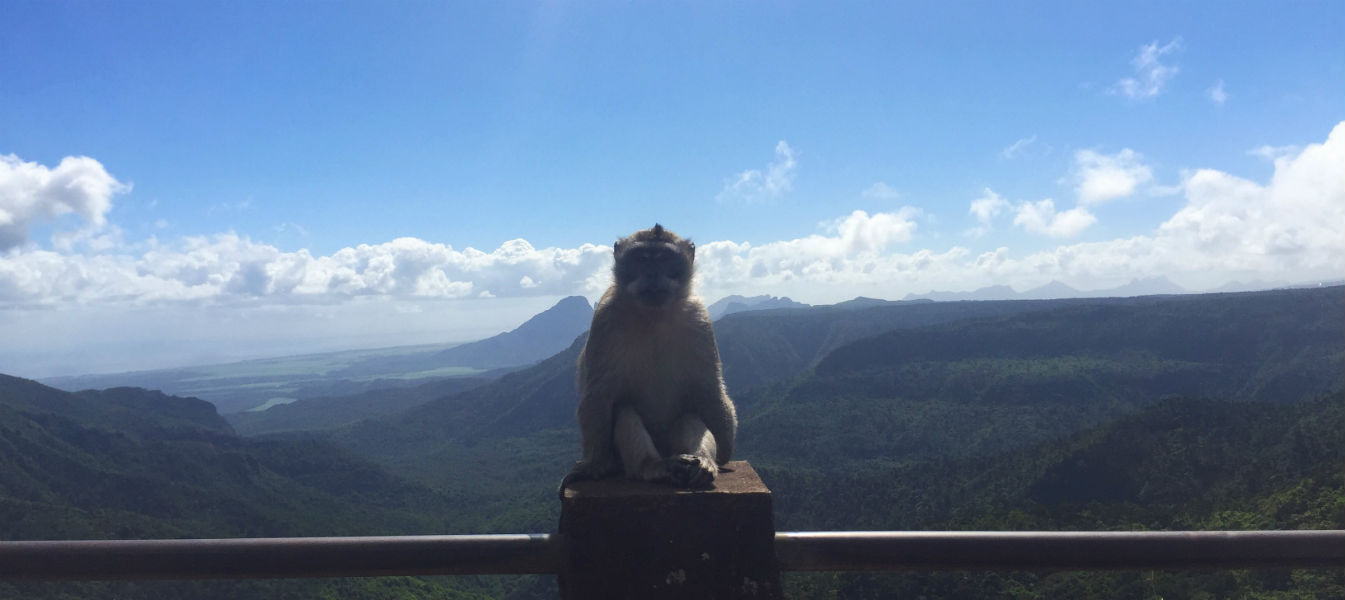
[665,454,717,489]
[633,457,670,482]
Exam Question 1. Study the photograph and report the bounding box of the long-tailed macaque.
[560,224,737,495]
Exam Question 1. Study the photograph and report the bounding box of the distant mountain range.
[902,276,1188,302]
[706,294,810,319]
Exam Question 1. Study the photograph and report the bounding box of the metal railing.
[2,530,1342,580]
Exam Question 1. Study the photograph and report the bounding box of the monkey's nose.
[639,289,673,306]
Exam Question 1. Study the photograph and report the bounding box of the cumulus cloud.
[1000,121,1345,289]
[967,187,1095,240]
[0,233,611,307]
[1112,38,1182,100]
[1157,122,1345,266]
[1013,199,1098,239]
[1072,148,1153,205]
[674,118,1341,297]
[964,188,1010,238]
[0,154,129,250]
[693,207,936,300]
[2,122,1342,312]
[717,141,797,203]
[969,189,1010,224]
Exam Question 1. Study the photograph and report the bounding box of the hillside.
[431,296,592,369]
[771,393,1345,599]
[225,375,492,436]
[329,287,1343,523]
[328,294,1095,489]
[713,296,1084,393]
[0,374,499,599]
[740,286,1343,470]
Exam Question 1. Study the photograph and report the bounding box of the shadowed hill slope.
[0,373,494,598]
[0,374,469,540]
[740,286,1344,470]
[770,392,1345,599]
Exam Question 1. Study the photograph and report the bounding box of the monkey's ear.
[685,240,695,260]
[614,239,626,256]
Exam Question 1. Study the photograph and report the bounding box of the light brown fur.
[561,225,737,493]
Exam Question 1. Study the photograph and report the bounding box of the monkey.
[559,224,737,496]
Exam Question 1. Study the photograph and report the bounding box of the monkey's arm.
[689,322,737,464]
[558,382,620,499]
[567,338,622,481]
[698,381,737,464]
[575,384,617,471]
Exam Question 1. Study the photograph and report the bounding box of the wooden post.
[557,461,783,599]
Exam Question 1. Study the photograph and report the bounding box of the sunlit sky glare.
[2,1,1343,376]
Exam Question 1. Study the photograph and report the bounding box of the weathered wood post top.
[558,461,783,599]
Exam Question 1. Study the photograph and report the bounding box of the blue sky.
[2,1,1343,376]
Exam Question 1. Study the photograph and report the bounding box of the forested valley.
[2,286,1341,599]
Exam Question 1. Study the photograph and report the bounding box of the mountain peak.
[435,296,593,369]
[512,296,592,335]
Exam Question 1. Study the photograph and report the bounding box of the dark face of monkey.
[613,224,695,309]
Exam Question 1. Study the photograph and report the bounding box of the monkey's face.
[616,242,692,308]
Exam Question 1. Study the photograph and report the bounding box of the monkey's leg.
[664,414,719,489]
[614,407,669,482]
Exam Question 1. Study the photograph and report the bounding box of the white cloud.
[998,121,1345,289]
[862,181,901,200]
[969,188,1010,224]
[1072,148,1153,205]
[0,233,612,306]
[1207,80,1228,106]
[717,141,797,203]
[2,121,1342,330]
[694,207,941,301]
[964,188,1011,238]
[1000,135,1038,159]
[1013,199,1098,239]
[1157,122,1345,266]
[1248,145,1299,162]
[0,154,129,250]
[1112,38,1182,100]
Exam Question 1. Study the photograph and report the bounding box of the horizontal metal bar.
[774,530,1345,572]
[3,530,1342,581]
[0,534,560,580]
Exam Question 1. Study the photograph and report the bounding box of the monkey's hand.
[665,454,717,490]
[556,458,617,499]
